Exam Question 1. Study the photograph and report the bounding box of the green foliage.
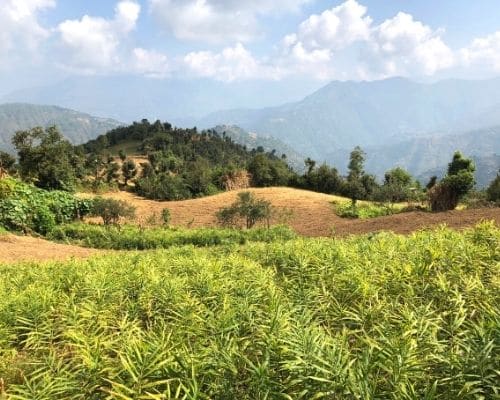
[135,173,191,201]
[0,151,16,174]
[0,177,90,234]
[49,223,296,249]
[90,197,136,225]
[1,223,499,398]
[430,152,476,211]
[217,191,272,229]
[121,159,137,185]
[82,119,292,200]
[334,201,405,219]
[161,208,171,226]
[486,171,500,202]
[12,126,78,191]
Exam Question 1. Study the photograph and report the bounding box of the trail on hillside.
[83,188,500,237]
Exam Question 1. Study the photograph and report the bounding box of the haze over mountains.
[0,103,122,153]
[1,76,499,187]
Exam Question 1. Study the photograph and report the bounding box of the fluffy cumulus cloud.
[280,0,455,80]
[460,31,500,72]
[149,0,310,44]
[0,0,55,65]
[183,43,278,81]
[57,1,141,72]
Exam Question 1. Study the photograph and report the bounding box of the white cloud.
[57,1,141,72]
[0,0,55,65]
[369,12,455,77]
[280,1,455,80]
[182,43,279,81]
[292,0,372,51]
[132,47,169,78]
[149,0,310,44]
[460,31,500,72]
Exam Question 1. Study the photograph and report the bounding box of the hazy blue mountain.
[194,77,500,161]
[327,127,500,188]
[2,76,320,123]
[0,103,122,153]
[211,125,305,172]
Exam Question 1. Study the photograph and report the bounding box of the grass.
[49,223,297,249]
[0,221,499,399]
[333,200,412,219]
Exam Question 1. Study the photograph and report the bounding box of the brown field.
[0,233,98,264]
[81,187,500,237]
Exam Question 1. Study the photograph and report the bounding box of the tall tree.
[12,126,77,191]
[345,146,367,205]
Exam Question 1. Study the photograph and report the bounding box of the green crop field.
[1,222,499,399]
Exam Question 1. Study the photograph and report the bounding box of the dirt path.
[0,234,97,264]
[82,188,500,237]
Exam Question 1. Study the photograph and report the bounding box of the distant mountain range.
[0,103,122,153]
[192,77,500,162]
[2,76,500,187]
[2,76,319,122]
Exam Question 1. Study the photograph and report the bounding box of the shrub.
[217,191,272,229]
[90,197,136,225]
[161,208,171,225]
[486,172,500,203]
[0,177,86,233]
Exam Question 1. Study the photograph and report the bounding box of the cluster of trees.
[1,118,499,210]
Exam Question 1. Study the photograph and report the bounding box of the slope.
[0,103,122,153]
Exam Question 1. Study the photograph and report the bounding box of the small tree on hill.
[486,170,500,202]
[122,159,137,186]
[429,152,475,211]
[0,151,16,176]
[345,146,367,206]
[217,191,272,229]
[12,126,77,191]
[91,197,136,225]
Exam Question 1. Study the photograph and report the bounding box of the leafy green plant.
[90,197,136,225]
[1,222,498,399]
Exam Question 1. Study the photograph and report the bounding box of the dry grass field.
[81,187,500,237]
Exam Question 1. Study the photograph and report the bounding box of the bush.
[486,173,500,203]
[0,177,86,234]
[217,191,272,229]
[334,201,408,219]
[90,197,136,225]
[135,173,191,200]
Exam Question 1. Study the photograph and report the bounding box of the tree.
[429,152,475,211]
[0,151,16,176]
[12,126,77,191]
[90,197,136,225]
[121,159,137,185]
[375,167,414,204]
[216,191,272,229]
[486,170,500,202]
[118,150,127,162]
[345,146,367,206]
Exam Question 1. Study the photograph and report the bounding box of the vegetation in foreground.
[1,222,498,399]
[49,223,296,250]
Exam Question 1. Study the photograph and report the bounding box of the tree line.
[1,119,499,210]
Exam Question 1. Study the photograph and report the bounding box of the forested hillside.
[0,103,121,153]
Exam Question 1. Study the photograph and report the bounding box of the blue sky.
[1,0,500,95]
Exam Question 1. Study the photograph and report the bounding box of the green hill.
[0,103,122,153]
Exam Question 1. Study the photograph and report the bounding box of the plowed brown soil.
[82,187,500,237]
[0,234,97,264]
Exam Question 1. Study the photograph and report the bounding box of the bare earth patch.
[0,234,97,264]
[81,187,500,237]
